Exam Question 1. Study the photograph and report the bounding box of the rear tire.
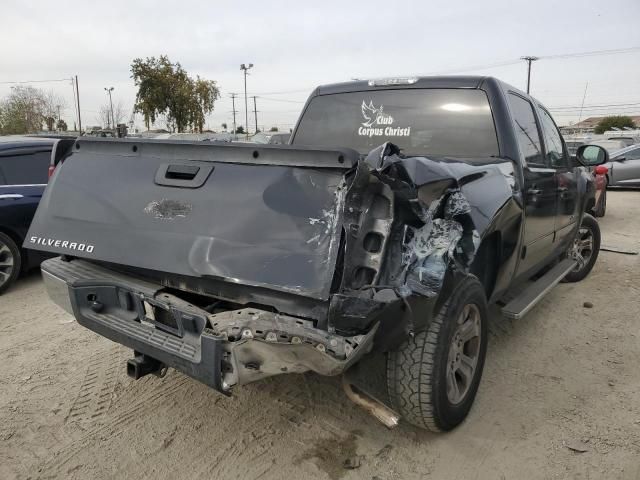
[0,232,21,295]
[386,276,488,431]
[594,187,606,218]
[564,214,600,283]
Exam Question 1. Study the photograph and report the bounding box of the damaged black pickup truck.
[27,76,609,432]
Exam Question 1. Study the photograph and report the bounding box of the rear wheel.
[386,276,488,431]
[594,186,607,218]
[0,232,21,295]
[564,214,600,283]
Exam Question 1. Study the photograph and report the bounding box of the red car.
[591,164,608,217]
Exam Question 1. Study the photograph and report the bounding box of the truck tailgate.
[26,138,357,300]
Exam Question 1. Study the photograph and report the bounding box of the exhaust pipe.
[342,377,400,429]
[127,354,166,380]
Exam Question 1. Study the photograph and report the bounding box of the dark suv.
[0,136,56,293]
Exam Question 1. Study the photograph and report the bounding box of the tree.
[594,116,636,134]
[41,90,66,131]
[235,125,245,134]
[44,116,56,131]
[0,86,45,134]
[221,122,227,131]
[56,119,68,131]
[97,101,127,128]
[0,87,70,134]
[269,126,278,132]
[130,55,220,132]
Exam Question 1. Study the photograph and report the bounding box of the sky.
[1,0,639,132]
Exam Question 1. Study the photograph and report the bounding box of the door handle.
[165,164,200,180]
[0,194,24,200]
[557,186,570,199]
[527,188,542,195]
[154,163,213,188]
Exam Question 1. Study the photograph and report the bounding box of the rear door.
[610,145,640,186]
[507,92,557,276]
[536,106,579,248]
[0,148,51,239]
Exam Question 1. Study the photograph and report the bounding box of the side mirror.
[576,145,609,167]
[616,156,627,162]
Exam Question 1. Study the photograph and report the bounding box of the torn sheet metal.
[342,141,482,300]
[327,142,487,337]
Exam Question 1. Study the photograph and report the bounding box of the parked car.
[565,140,585,156]
[0,136,58,293]
[28,76,606,432]
[606,136,637,147]
[249,132,291,144]
[267,133,290,144]
[589,139,629,154]
[605,143,640,187]
[564,140,607,216]
[589,164,608,217]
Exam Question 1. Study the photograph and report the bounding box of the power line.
[548,102,640,110]
[552,111,640,117]
[243,46,640,98]
[249,88,311,96]
[256,96,305,104]
[541,46,640,60]
[0,78,71,84]
[424,59,523,76]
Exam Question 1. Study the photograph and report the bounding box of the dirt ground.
[1,190,639,480]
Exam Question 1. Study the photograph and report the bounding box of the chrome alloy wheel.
[569,227,594,272]
[0,240,15,288]
[446,304,482,405]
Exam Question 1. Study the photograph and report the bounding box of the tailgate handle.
[155,163,213,188]
[166,165,200,180]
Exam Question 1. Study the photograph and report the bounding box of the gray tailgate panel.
[27,140,352,300]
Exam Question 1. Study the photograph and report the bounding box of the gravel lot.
[1,190,639,480]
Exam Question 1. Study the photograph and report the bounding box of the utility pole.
[240,63,253,138]
[252,96,258,133]
[521,56,539,94]
[75,76,82,134]
[230,93,238,135]
[577,82,589,124]
[104,87,115,129]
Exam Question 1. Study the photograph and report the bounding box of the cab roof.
[0,135,56,151]
[315,76,490,96]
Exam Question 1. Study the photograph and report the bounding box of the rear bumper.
[41,257,375,394]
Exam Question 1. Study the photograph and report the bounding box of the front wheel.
[564,214,600,283]
[386,276,488,431]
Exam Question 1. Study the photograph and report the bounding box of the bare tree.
[97,101,127,128]
[41,91,67,131]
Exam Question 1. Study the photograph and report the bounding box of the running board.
[502,259,577,320]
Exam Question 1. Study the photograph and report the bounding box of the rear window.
[0,150,50,185]
[293,89,499,157]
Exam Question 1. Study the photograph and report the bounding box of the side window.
[0,151,50,185]
[626,147,640,160]
[537,107,567,168]
[507,93,544,167]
